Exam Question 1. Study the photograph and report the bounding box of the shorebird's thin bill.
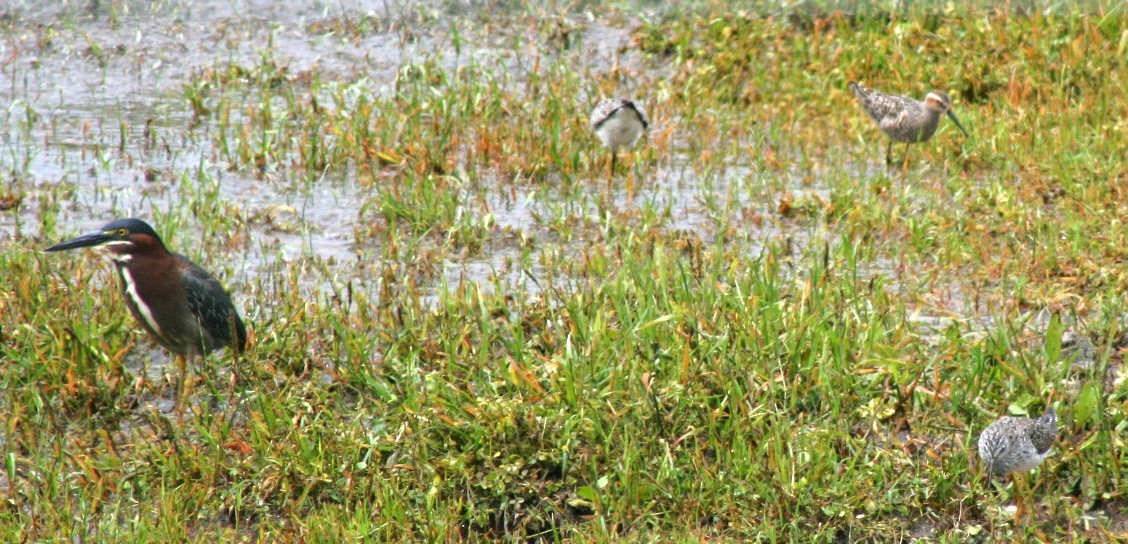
[947,110,970,137]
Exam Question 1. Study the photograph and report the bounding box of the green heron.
[590,98,649,182]
[45,217,247,362]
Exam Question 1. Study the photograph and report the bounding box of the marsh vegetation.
[0,0,1125,541]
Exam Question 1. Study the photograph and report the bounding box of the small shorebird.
[977,407,1058,520]
[849,82,968,168]
[590,98,649,181]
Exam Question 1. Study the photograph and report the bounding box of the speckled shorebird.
[977,407,1057,520]
[590,98,649,181]
[849,82,968,167]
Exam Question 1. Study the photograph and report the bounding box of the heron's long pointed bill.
[44,231,113,252]
[947,110,969,137]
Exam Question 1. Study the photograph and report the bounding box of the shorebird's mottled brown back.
[590,98,649,131]
[850,82,919,126]
[977,407,1057,478]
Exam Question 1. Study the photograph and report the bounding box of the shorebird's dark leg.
[885,140,893,166]
[609,151,617,185]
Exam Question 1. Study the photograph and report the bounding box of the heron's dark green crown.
[99,218,163,241]
[44,217,169,256]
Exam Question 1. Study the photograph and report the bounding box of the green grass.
[1,1,1126,541]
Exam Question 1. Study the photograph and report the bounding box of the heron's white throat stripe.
[118,266,162,336]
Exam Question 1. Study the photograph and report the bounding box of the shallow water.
[0,1,726,296]
[0,0,999,353]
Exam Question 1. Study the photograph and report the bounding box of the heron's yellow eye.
[117,229,128,236]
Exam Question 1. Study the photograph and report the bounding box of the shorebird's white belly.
[595,108,645,151]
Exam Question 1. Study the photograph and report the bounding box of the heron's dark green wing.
[179,255,247,353]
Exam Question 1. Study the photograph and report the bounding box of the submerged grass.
[0,1,1126,541]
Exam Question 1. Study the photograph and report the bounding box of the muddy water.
[0,3,468,293]
[0,0,1007,358]
[4,2,1103,406]
[3,6,577,246]
[1,1,741,304]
